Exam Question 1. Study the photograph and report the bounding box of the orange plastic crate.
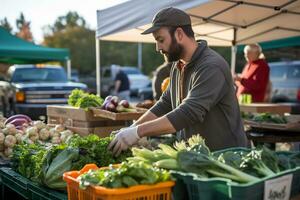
[63,164,175,200]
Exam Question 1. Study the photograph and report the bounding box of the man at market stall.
[108,7,249,156]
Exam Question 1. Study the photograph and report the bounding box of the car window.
[287,64,300,79]
[12,68,68,82]
[122,68,141,75]
[270,65,287,80]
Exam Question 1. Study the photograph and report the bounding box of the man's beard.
[163,36,184,62]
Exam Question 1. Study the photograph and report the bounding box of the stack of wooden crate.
[47,105,129,137]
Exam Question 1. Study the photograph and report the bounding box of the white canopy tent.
[96,0,300,95]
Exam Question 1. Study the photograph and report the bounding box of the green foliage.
[0,17,13,33]
[16,12,27,30]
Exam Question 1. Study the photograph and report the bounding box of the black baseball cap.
[141,7,191,35]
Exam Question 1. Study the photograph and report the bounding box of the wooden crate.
[47,116,126,128]
[240,103,291,115]
[67,126,124,138]
[244,115,300,132]
[47,105,129,137]
[47,105,103,121]
[90,107,147,120]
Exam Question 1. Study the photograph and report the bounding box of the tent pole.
[96,38,101,96]
[230,45,237,75]
[138,43,142,70]
[67,59,71,80]
[231,28,237,75]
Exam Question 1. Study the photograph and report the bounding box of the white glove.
[108,126,140,156]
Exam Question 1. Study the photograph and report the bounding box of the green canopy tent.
[237,35,300,52]
[0,27,72,79]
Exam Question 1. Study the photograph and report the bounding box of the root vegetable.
[111,96,119,106]
[105,102,116,112]
[54,124,65,132]
[33,121,46,130]
[0,132,4,144]
[4,135,17,148]
[9,118,28,129]
[4,148,13,157]
[39,128,50,141]
[60,130,73,142]
[51,136,61,144]
[26,127,38,136]
[29,134,39,142]
[15,133,23,144]
[0,121,5,129]
[5,124,17,135]
[4,114,32,125]
[120,100,130,108]
[0,144,4,151]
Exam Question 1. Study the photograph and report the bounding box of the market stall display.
[47,89,146,136]
[127,135,300,200]
[243,113,300,132]
[63,163,174,200]
[240,103,291,115]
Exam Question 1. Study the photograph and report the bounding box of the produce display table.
[240,103,291,115]
[47,105,132,137]
[0,167,67,200]
[246,128,300,150]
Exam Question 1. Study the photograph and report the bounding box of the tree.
[0,17,13,33]
[43,11,95,74]
[16,13,33,42]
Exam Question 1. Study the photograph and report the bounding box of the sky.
[1,0,128,43]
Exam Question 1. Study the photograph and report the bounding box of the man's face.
[153,27,184,62]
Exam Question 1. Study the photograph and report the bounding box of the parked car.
[269,60,300,103]
[0,64,87,119]
[101,65,151,96]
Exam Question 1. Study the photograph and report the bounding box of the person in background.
[109,7,249,156]
[114,67,130,101]
[152,62,172,101]
[234,43,270,103]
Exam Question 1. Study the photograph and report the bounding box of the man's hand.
[108,126,140,156]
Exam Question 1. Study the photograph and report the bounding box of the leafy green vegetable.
[252,113,287,124]
[43,148,79,189]
[68,89,86,106]
[67,134,131,168]
[178,150,259,183]
[75,94,103,110]
[240,149,276,178]
[68,89,103,110]
[78,161,171,189]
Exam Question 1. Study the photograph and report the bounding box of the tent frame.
[96,0,300,96]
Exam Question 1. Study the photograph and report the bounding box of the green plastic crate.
[0,167,30,199]
[173,147,300,200]
[28,182,68,200]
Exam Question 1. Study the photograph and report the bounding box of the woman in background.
[234,43,270,103]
